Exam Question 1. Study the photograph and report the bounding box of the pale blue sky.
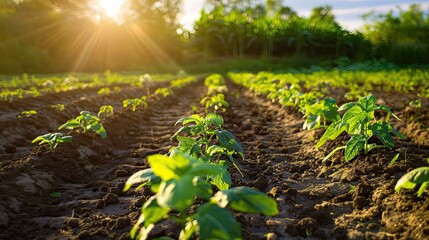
[180,0,429,31]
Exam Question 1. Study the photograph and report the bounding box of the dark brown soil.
[0,79,428,240]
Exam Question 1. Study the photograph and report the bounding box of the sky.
[180,0,429,31]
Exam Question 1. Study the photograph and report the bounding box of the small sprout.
[17,110,37,118]
[98,105,114,118]
[122,96,148,111]
[389,153,400,166]
[154,88,172,98]
[409,99,421,108]
[51,104,65,111]
[97,87,111,95]
[50,192,61,198]
[32,132,72,150]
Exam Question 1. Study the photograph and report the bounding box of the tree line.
[0,0,428,73]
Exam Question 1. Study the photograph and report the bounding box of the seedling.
[58,111,107,139]
[200,93,230,113]
[32,132,72,150]
[51,104,65,111]
[154,88,172,98]
[303,98,340,130]
[409,99,421,109]
[17,110,37,118]
[98,105,114,118]
[123,96,148,112]
[171,113,245,180]
[124,151,278,240]
[317,94,405,162]
[97,87,111,95]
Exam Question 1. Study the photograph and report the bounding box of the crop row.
[0,71,182,102]
[124,74,279,239]
[228,72,429,197]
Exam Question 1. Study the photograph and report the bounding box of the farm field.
[0,70,429,239]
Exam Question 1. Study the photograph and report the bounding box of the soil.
[0,78,429,240]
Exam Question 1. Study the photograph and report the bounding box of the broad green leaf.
[157,175,196,211]
[303,114,319,130]
[338,102,357,111]
[123,169,159,191]
[188,162,223,177]
[389,124,406,140]
[148,154,183,180]
[342,105,367,124]
[316,121,347,148]
[216,130,245,160]
[369,122,394,148]
[176,136,197,154]
[58,119,80,130]
[345,135,365,161]
[175,115,203,126]
[194,203,242,240]
[210,166,232,190]
[207,145,226,156]
[417,182,429,197]
[358,95,377,111]
[204,113,224,129]
[142,196,170,227]
[395,167,429,196]
[212,186,279,216]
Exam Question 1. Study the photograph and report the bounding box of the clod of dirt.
[296,217,319,237]
[115,216,130,229]
[268,186,280,197]
[353,196,369,210]
[352,182,374,199]
[252,176,268,190]
[66,217,79,228]
[103,193,119,205]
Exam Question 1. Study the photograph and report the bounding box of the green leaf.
[194,203,242,240]
[358,94,377,111]
[210,166,232,190]
[369,122,394,148]
[207,145,226,156]
[157,175,196,211]
[176,136,197,154]
[123,169,159,191]
[175,115,203,126]
[148,154,184,180]
[58,119,80,130]
[303,115,319,130]
[212,186,279,216]
[204,113,224,129]
[389,153,400,166]
[338,102,357,112]
[395,167,429,196]
[142,196,170,227]
[216,130,245,160]
[171,126,194,139]
[188,161,223,177]
[194,177,213,199]
[316,121,347,148]
[345,135,365,161]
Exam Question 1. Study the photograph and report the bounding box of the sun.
[91,0,127,24]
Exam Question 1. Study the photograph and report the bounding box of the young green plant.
[123,150,278,240]
[59,111,107,139]
[123,96,148,112]
[317,94,405,162]
[32,132,72,150]
[171,113,245,180]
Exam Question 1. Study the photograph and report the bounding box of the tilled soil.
[0,79,429,240]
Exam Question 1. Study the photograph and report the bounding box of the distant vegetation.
[0,1,428,74]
